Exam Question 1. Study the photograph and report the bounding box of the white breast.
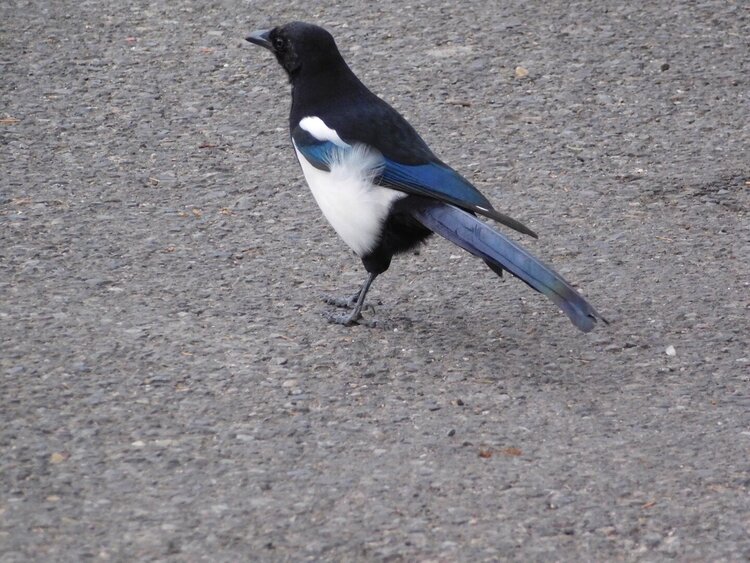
[293,118,406,257]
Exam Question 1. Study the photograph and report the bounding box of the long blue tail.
[413,203,607,332]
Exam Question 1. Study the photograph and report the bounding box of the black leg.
[322,272,378,327]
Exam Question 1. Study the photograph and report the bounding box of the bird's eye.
[274,37,285,50]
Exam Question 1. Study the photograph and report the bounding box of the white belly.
[293,142,406,257]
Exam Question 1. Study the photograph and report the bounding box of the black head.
[246,22,343,79]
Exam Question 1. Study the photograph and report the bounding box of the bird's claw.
[322,309,376,328]
[321,293,360,309]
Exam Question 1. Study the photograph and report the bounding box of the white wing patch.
[292,119,406,257]
[299,116,349,147]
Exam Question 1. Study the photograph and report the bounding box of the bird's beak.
[246,29,273,51]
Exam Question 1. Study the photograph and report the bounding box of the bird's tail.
[413,203,607,332]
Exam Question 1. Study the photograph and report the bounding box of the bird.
[246,21,607,332]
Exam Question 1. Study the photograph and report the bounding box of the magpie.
[246,21,606,332]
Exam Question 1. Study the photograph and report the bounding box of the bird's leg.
[322,272,378,327]
[321,272,377,309]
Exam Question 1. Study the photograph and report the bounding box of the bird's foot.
[321,292,360,309]
[322,309,377,328]
[321,273,379,328]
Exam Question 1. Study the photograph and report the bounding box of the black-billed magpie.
[246,22,606,332]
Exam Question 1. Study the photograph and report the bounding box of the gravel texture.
[2,0,749,560]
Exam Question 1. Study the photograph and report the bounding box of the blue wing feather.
[292,129,339,171]
[291,126,536,238]
[377,158,537,238]
[293,136,480,207]
[378,158,492,211]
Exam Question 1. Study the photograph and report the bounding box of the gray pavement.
[1,0,749,560]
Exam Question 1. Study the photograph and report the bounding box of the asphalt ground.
[1,0,749,560]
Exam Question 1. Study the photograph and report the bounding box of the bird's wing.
[291,123,537,238]
[291,129,334,171]
[375,158,537,238]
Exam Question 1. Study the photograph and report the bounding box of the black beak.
[246,29,273,51]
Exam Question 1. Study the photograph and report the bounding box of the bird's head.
[246,22,342,79]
